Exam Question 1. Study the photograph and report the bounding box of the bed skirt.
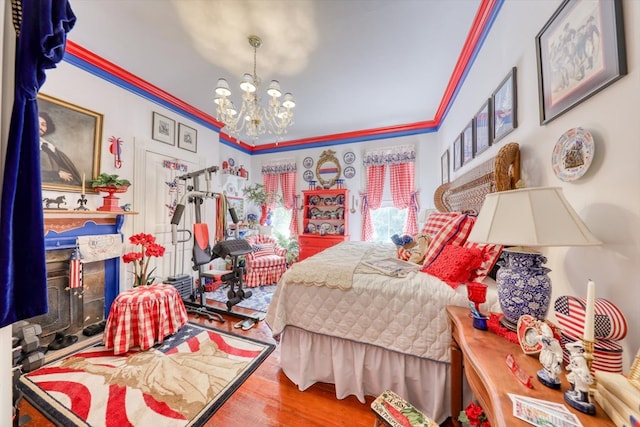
[280,326,471,423]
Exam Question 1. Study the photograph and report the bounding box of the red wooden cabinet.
[299,189,349,261]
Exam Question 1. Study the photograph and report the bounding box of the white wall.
[438,0,640,370]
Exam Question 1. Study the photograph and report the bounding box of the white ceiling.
[67,0,482,146]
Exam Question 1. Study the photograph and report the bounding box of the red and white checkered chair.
[243,234,288,288]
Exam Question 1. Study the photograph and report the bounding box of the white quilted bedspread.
[266,241,500,362]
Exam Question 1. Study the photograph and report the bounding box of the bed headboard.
[434,142,520,213]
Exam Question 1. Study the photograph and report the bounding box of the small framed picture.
[462,120,475,165]
[440,150,450,184]
[474,98,492,156]
[453,134,462,172]
[178,123,197,153]
[152,112,175,145]
[492,67,517,143]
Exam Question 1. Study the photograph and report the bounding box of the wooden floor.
[17,300,381,427]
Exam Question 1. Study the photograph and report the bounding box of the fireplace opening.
[24,248,105,349]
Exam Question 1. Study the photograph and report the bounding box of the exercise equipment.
[169,166,265,328]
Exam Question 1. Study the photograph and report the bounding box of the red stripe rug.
[17,323,275,426]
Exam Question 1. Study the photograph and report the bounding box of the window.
[270,206,292,239]
[370,203,407,243]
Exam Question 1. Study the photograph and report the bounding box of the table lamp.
[466,187,601,331]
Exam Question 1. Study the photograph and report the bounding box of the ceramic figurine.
[564,341,595,415]
[536,323,563,389]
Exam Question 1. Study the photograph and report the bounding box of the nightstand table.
[447,305,614,427]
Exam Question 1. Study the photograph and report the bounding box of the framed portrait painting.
[152,112,175,145]
[492,67,517,142]
[452,134,462,172]
[536,0,626,124]
[440,150,450,184]
[474,98,492,156]
[178,123,197,153]
[37,93,102,193]
[462,120,475,165]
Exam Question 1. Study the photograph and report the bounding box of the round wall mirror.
[316,149,342,189]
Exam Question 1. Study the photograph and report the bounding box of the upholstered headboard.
[434,142,520,213]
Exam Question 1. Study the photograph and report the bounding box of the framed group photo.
[536,0,626,124]
[178,123,198,153]
[492,67,517,142]
[37,93,102,193]
[152,111,176,145]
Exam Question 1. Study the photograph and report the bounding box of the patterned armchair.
[243,234,288,288]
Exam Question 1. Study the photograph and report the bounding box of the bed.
[265,142,521,423]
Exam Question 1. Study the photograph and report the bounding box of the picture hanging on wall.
[452,134,462,172]
[492,67,517,143]
[440,150,450,184]
[152,112,175,145]
[462,120,475,165]
[178,123,197,153]
[474,98,492,156]
[37,93,102,193]
[536,0,626,124]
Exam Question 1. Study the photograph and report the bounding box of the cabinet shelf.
[300,188,349,261]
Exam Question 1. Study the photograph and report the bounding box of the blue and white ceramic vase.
[496,248,552,330]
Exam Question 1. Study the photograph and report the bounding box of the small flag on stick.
[69,247,83,289]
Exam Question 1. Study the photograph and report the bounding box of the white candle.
[584,279,595,342]
[82,173,85,195]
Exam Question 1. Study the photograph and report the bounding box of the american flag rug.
[17,323,275,426]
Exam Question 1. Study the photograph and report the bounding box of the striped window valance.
[363,144,416,166]
[261,159,297,174]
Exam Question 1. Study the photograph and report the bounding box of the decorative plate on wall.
[551,127,594,182]
[228,157,235,167]
[303,170,314,182]
[343,151,356,164]
[303,157,314,169]
[343,166,356,179]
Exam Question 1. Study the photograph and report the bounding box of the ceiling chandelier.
[214,35,296,143]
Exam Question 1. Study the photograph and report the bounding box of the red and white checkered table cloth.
[103,284,188,355]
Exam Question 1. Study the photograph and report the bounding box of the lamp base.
[496,247,552,330]
[499,314,518,332]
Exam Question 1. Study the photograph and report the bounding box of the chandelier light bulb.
[267,80,282,98]
[282,93,296,109]
[240,73,257,93]
[215,78,231,97]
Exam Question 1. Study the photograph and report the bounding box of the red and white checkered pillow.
[252,243,276,257]
[420,211,462,236]
[422,213,476,268]
[463,241,503,282]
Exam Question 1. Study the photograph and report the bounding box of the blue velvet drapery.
[0,1,75,328]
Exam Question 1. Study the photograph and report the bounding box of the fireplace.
[24,213,126,346]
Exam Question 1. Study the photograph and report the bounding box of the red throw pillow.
[463,241,503,282]
[422,244,483,289]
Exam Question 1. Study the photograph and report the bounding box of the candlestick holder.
[74,194,89,211]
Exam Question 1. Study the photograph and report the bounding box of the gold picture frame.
[37,93,102,193]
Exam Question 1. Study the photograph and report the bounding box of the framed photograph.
[440,150,450,184]
[462,120,475,165]
[178,123,197,153]
[37,93,102,193]
[152,112,175,145]
[452,134,462,172]
[226,196,244,224]
[492,67,517,142]
[536,0,626,124]
[474,99,492,156]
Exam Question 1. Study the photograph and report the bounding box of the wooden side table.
[447,305,614,427]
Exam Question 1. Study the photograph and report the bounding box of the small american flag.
[69,247,83,289]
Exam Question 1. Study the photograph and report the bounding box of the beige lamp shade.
[467,187,601,247]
